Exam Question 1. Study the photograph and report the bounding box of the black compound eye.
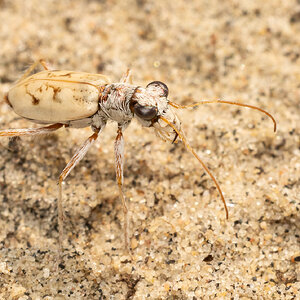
[146,81,169,97]
[133,103,158,120]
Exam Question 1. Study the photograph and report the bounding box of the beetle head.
[131,81,181,143]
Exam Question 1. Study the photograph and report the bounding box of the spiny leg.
[120,69,133,84]
[114,126,129,251]
[0,123,63,137]
[57,130,99,258]
[17,59,50,83]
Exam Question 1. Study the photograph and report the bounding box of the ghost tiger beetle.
[1,59,276,254]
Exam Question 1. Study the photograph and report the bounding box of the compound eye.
[146,81,169,98]
[133,103,158,120]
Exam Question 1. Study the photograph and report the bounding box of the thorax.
[92,83,137,128]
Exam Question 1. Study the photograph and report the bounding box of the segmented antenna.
[169,100,276,132]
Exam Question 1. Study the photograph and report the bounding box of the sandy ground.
[0,0,299,299]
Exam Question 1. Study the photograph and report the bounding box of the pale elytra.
[1,60,276,254]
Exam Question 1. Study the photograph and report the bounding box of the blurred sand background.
[0,0,299,299]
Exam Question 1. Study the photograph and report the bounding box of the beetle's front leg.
[114,126,130,251]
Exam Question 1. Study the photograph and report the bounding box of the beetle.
[1,59,276,254]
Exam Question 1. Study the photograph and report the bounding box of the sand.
[0,0,299,299]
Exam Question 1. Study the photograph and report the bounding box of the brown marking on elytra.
[23,77,106,94]
[32,96,40,105]
[28,92,40,105]
[59,72,73,78]
[52,86,62,103]
[25,85,40,105]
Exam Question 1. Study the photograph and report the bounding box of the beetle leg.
[0,123,63,137]
[120,69,133,84]
[57,130,99,257]
[114,126,130,251]
[17,59,50,83]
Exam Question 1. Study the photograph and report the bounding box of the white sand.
[0,0,299,298]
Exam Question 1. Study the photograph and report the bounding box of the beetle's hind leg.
[0,123,63,137]
[0,123,63,152]
[17,59,50,83]
[57,130,99,259]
